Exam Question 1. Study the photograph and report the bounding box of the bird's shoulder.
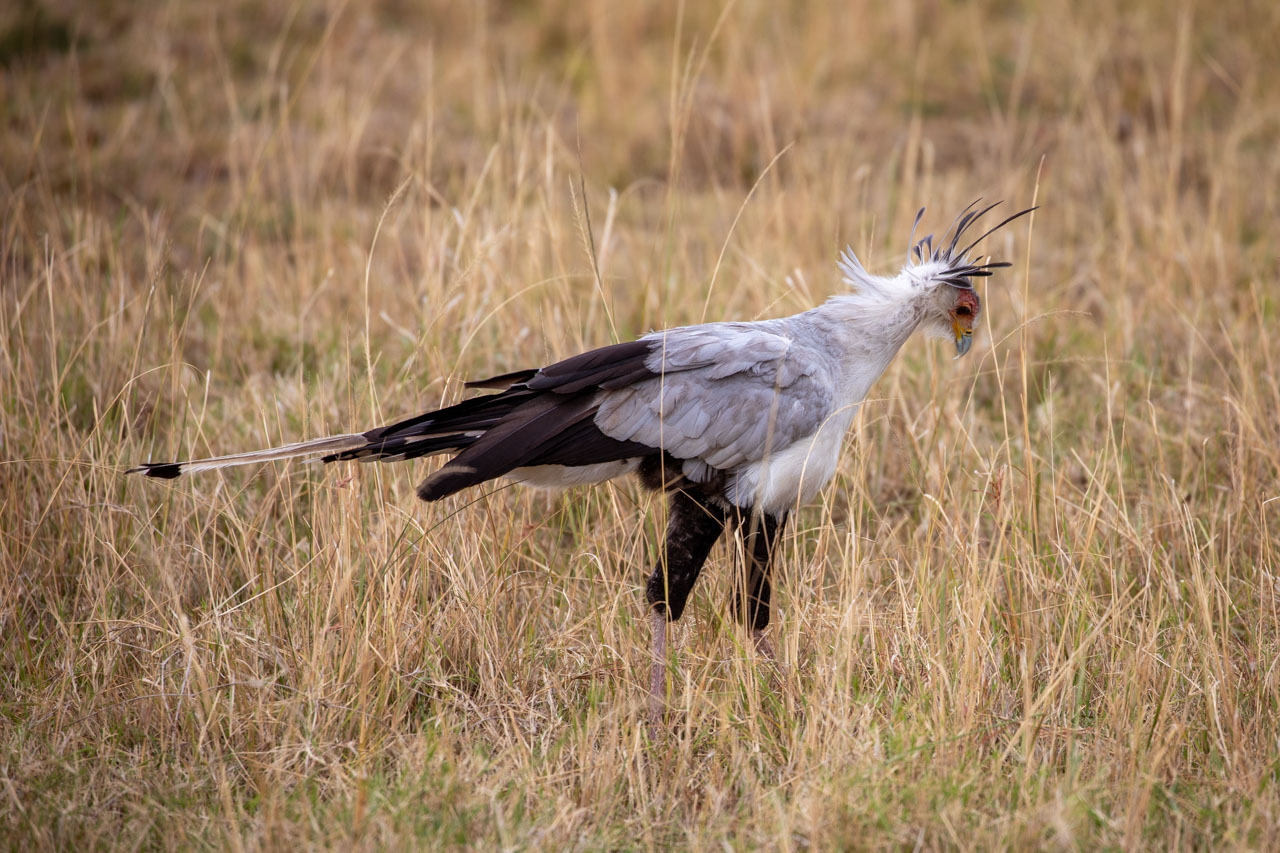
[639,318,835,386]
[593,319,839,468]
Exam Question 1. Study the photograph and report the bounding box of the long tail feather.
[127,383,534,481]
[126,433,371,479]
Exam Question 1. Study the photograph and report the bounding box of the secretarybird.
[130,200,1032,723]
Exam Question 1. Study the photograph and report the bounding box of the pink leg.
[751,628,775,662]
[648,609,667,727]
[752,628,787,687]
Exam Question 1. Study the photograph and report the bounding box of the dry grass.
[4,0,1280,848]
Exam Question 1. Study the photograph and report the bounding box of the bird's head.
[909,200,1035,358]
[837,200,1034,358]
[926,285,982,358]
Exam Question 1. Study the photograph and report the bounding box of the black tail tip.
[127,463,183,479]
[416,470,467,502]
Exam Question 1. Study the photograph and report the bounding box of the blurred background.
[4,0,1280,848]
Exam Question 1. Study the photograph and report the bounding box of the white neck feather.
[810,250,943,348]
[794,248,950,407]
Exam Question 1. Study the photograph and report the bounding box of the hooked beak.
[953,319,973,358]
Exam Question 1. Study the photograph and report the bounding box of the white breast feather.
[727,405,859,514]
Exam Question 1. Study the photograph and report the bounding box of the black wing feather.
[417,394,650,500]
[310,338,664,500]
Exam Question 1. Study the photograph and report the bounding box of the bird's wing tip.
[127,462,183,479]
[463,368,539,390]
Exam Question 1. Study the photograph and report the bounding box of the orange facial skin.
[951,289,981,357]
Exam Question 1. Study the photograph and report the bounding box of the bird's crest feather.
[903,200,1037,290]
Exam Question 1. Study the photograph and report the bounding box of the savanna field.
[4,0,1280,848]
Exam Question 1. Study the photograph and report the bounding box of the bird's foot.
[751,629,776,662]
[751,629,788,685]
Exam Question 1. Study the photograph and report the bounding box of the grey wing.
[593,322,836,472]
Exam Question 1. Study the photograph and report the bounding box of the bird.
[129,200,1033,724]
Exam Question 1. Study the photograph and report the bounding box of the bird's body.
[130,201,1032,724]
[131,259,977,512]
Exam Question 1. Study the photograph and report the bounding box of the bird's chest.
[727,405,857,514]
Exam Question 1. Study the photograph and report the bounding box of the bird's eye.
[955,305,973,317]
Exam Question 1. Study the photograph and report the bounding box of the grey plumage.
[595,321,835,478]
[128,200,1034,725]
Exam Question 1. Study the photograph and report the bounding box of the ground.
[4,0,1280,849]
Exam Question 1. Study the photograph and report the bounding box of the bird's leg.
[643,488,727,727]
[648,607,667,728]
[731,510,787,668]
[751,628,777,662]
